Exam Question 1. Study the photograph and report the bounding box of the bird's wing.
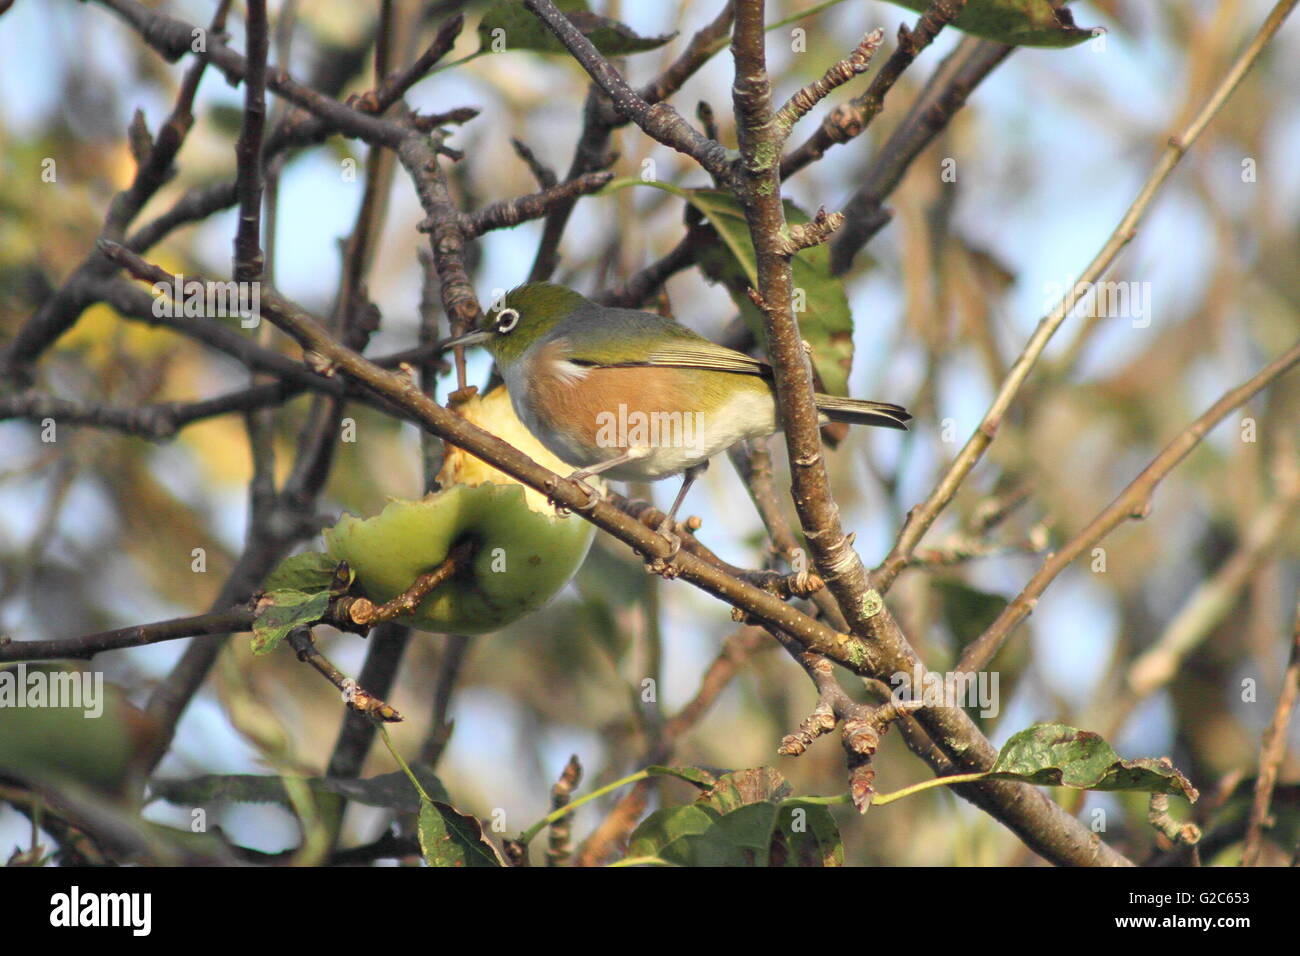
[559,306,770,377]
[640,338,769,376]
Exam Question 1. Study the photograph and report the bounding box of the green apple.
[323,386,597,634]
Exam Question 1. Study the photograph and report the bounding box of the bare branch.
[772,29,883,140]
[527,0,735,281]
[1243,601,1300,866]
[98,241,860,666]
[781,0,970,174]
[458,172,614,237]
[783,206,845,252]
[92,0,408,147]
[958,339,1300,674]
[521,0,733,183]
[872,0,1300,593]
[826,36,1013,272]
[232,0,269,282]
[510,137,558,189]
[357,13,466,115]
[0,607,255,663]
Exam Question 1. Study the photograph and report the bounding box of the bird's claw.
[549,474,602,517]
[645,521,683,577]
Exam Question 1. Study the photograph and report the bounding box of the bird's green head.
[445,283,586,367]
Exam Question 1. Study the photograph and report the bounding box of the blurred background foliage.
[0,0,1297,865]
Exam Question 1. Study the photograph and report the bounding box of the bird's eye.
[495,307,520,334]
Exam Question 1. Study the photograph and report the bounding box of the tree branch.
[780,0,969,175]
[827,36,1013,273]
[99,241,867,670]
[1242,601,1300,866]
[0,607,255,663]
[522,0,734,185]
[232,0,268,283]
[527,0,736,281]
[958,339,1300,674]
[871,0,1300,593]
[772,29,883,140]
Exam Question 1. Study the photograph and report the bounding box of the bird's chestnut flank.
[444,283,910,537]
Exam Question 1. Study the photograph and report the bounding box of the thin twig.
[527,0,736,281]
[546,755,583,867]
[93,0,408,147]
[232,0,268,282]
[772,29,883,140]
[0,606,255,662]
[359,13,466,115]
[522,0,733,183]
[337,540,475,627]
[780,0,969,174]
[458,172,614,237]
[1242,601,1300,865]
[325,623,413,781]
[958,341,1300,674]
[827,36,1013,273]
[872,0,1300,593]
[287,628,402,722]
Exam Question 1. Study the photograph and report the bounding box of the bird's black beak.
[439,329,492,351]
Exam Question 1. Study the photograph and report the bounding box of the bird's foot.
[644,516,684,577]
[548,473,603,517]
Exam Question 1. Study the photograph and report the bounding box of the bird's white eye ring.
[495,307,520,334]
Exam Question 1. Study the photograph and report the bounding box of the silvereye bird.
[445,283,909,532]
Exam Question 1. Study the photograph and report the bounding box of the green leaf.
[476,1,675,57]
[695,190,856,398]
[700,766,792,814]
[988,723,1199,800]
[250,589,330,656]
[932,578,1008,649]
[625,767,843,866]
[627,805,719,860]
[322,768,451,811]
[885,0,1098,47]
[711,803,787,861]
[150,773,297,807]
[149,767,451,813]
[1203,777,1300,861]
[601,179,856,397]
[262,551,345,594]
[776,800,845,867]
[417,797,504,867]
[646,765,718,789]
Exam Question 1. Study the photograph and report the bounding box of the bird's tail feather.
[814,394,911,430]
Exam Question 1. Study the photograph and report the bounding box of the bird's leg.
[551,447,650,515]
[659,461,708,533]
[650,461,709,565]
